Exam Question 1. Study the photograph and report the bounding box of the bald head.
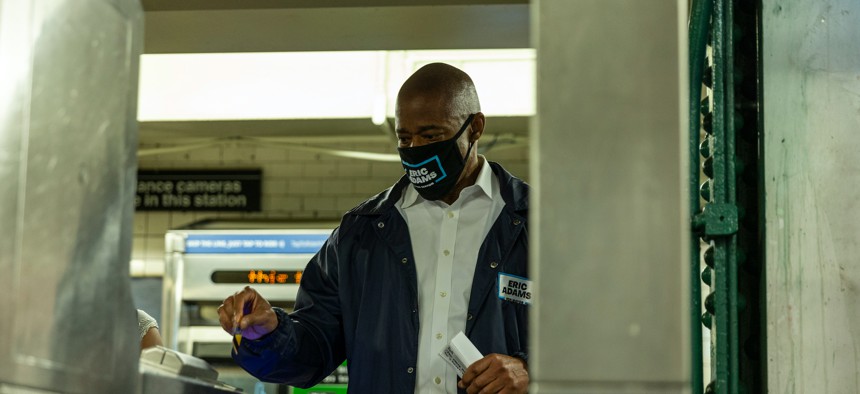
[396,63,481,118]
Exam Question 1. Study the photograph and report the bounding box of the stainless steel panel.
[138,367,242,394]
[531,0,689,392]
[162,251,185,351]
[0,0,143,392]
[762,0,860,391]
[0,385,60,394]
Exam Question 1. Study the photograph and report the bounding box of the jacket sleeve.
[232,231,346,388]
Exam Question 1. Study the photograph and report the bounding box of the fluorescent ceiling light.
[138,49,534,122]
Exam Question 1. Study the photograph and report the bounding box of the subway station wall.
[132,140,530,274]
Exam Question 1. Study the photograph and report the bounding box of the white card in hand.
[439,331,483,377]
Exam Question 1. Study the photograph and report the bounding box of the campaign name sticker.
[498,273,532,305]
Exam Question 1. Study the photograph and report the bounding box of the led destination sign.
[211,270,303,285]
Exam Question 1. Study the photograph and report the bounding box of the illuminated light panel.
[138,49,535,121]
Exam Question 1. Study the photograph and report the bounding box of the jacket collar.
[348,161,528,216]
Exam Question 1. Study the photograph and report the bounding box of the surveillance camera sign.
[136,169,262,212]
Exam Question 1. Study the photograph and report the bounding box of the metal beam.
[144,5,529,53]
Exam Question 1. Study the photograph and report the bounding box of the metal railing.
[690,0,764,392]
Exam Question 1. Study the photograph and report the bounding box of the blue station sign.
[184,234,329,254]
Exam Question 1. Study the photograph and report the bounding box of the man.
[218,63,530,394]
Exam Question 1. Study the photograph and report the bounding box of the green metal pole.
[712,0,743,392]
[724,0,740,391]
[712,0,729,392]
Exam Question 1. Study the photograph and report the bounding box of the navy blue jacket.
[233,162,529,393]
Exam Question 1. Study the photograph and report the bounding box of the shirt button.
[513,219,521,225]
[407,367,414,374]
[436,333,443,340]
[435,377,442,384]
[489,261,498,269]
[447,212,454,218]
[440,291,447,298]
[401,257,408,264]
[443,250,450,256]
[377,222,385,228]
[467,313,473,320]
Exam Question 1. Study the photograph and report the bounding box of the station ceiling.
[138,0,531,145]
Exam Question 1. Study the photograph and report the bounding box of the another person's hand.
[217,286,279,340]
[140,327,163,350]
[458,353,529,394]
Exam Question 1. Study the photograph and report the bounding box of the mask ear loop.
[462,141,474,163]
[457,113,477,163]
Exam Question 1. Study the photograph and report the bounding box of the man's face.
[394,93,469,154]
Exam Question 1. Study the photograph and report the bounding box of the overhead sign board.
[136,169,262,212]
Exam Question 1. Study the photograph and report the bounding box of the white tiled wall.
[131,140,529,276]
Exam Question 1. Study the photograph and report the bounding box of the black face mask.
[398,114,475,201]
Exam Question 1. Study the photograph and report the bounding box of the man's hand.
[458,353,529,394]
[217,286,278,340]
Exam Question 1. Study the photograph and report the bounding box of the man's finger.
[238,306,269,330]
[461,355,493,386]
[217,303,232,333]
[217,295,236,333]
[466,372,498,394]
[470,368,499,391]
[476,377,506,394]
[221,294,234,314]
[232,287,257,330]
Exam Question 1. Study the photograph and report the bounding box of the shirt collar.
[401,156,493,209]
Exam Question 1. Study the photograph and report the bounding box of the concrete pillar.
[763,0,860,391]
[531,1,690,393]
[0,0,143,392]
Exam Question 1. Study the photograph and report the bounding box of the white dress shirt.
[396,157,505,394]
